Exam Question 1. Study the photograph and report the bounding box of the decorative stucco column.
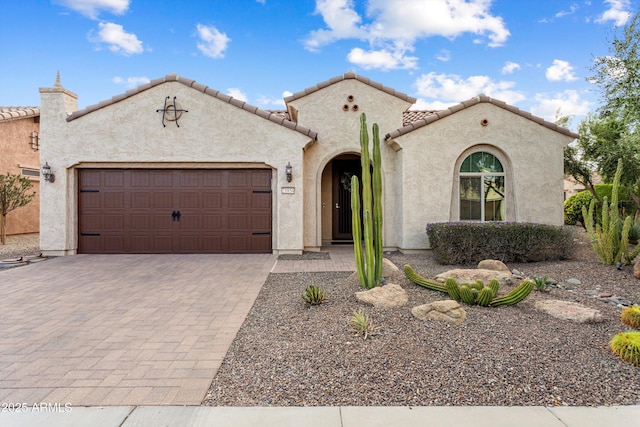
[38,73,78,255]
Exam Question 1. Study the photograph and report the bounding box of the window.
[21,167,40,179]
[459,152,505,221]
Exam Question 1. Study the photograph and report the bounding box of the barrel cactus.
[351,113,383,289]
[404,264,533,307]
[610,331,640,367]
[621,306,640,329]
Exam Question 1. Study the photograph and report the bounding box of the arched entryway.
[320,153,362,244]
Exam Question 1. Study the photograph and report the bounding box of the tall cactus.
[351,113,384,289]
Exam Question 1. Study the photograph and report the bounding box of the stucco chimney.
[39,71,78,125]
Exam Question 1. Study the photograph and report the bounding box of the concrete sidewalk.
[1,405,638,426]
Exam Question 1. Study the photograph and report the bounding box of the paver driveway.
[0,254,277,406]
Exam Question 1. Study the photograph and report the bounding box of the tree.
[588,11,640,128]
[0,172,36,245]
[572,9,640,210]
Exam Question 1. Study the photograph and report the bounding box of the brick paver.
[0,253,276,406]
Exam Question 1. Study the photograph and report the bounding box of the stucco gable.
[385,95,579,141]
[66,73,317,140]
[284,71,417,105]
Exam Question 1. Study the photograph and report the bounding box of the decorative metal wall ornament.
[156,96,189,127]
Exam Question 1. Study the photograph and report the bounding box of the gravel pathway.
[205,229,640,407]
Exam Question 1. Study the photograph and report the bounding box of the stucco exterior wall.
[393,102,573,250]
[39,81,313,255]
[288,79,413,250]
[0,116,40,235]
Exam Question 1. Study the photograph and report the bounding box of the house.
[38,72,578,256]
[0,106,41,236]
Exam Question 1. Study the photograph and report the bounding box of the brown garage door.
[78,169,272,254]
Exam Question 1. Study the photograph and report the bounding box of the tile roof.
[66,74,317,140]
[0,107,40,123]
[385,95,579,140]
[284,71,417,104]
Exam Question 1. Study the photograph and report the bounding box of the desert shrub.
[564,184,636,226]
[426,222,574,265]
[349,309,379,339]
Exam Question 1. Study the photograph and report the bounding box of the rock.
[634,256,640,279]
[435,268,512,286]
[355,283,408,308]
[411,300,467,325]
[381,258,402,280]
[566,278,582,286]
[477,259,510,273]
[347,258,402,285]
[597,292,613,298]
[534,300,603,323]
[512,269,523,276]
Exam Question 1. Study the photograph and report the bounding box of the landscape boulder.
[534,299,603,323]
[435,268,512,286]
[355,283,408,308]
[477,259,510,273]
[634,256,640,279]
[411,300,466,325]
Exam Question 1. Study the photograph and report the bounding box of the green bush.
[564,184,636,226]
[426,222,574,265]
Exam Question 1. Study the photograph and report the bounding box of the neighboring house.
[38,72,578,256]
[564,174,603,200]
[0,106,40,236]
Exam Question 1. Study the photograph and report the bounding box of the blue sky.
[1,0,637,129]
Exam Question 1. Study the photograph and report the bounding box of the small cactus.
[302,285,327,305]
[621,306,640,329]
[610,331,640,367]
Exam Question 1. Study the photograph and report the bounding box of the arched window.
[459,152,505,221]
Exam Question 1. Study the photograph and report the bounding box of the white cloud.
[414,72,526,105]
[56,0,129,19]
[530,90,593,122]
[92,22,143,55]
[501,61,521,74]
[436,50,451,62]
[257,91,292,108]
[347,47,418,70]
[226,88,248,102]
[410,98,458,111]
[112,76,150,88]
[303,0,510,71]
[596,0,632,26]
[545,59,578,82]
[256,0,266,3]
[196,24,231,59]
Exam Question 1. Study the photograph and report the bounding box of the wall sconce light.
[41,162,55,183]
[30,131,40,151]
[285,162,293,182]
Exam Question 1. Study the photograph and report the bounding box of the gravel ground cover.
[205,229,640,407]
[0,234,40,260]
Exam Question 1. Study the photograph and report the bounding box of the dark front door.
[78,169,272,254]
[332,158,362,240]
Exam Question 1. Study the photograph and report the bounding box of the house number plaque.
[281,187,295,194]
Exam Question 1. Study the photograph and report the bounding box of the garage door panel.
[228,193,248,209]
[251,214,271,230]
[130,235,151,252]
[79,169,272,254]
[153,192,173,208]
[103,171,125,187]
[179,193,200,208]
[251,192,271,209]
[130,193,151,208]
[130,214,151,230]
